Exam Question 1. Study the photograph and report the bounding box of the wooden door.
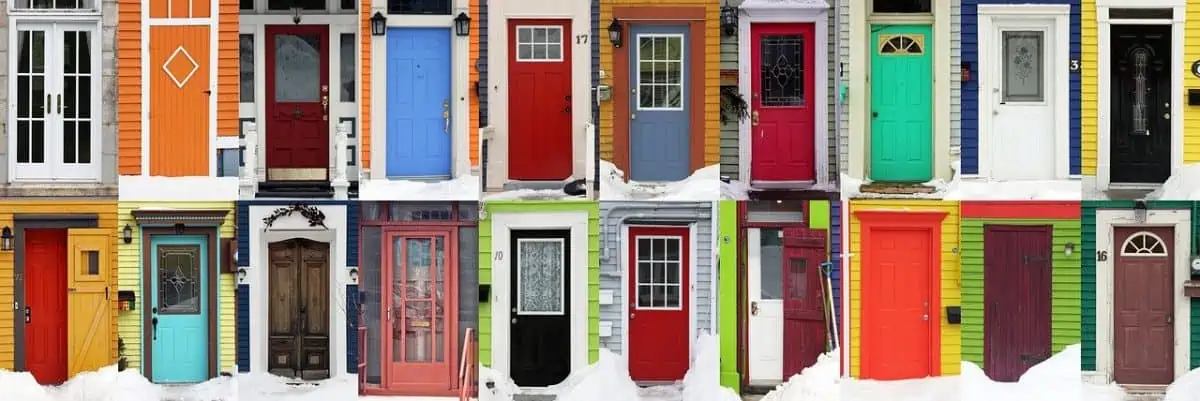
[1110,25,1172,184]
[782,227,826,378]
[66,228,112,378]
[628,25,691,182]
[25,229,68,385]
[383,230,458,392]
[385,28,454,179]
[507,20,573,181]
[983,225,1053,382]
[509,230,571,387]
[627,226,690,382]
[869,26,934,183]
[268,238,331,380]
[265,25,331,181]
[861,225,935,379]
[1113,227,1174,384]
[750,23,816,183]
[148,23,211,176]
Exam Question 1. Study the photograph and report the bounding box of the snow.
[0,366,371,401]
[1165,367,1200,401]
[483,189,585,201]
[359,174,481,200]
[119,176,239,201]
[599,160,720,201]
[758,349,838,401]
[1146,163,1200,200]
[841,159,1080,200]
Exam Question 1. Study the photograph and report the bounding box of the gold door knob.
[751,111,759,126]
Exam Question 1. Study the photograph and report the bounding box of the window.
[217,148,241,177]
[13,0,95,9]
[1002,31,1044,103]
[1120,232,1169,256]
[85,250,99,275]
[759,229,783,300]
[240,0,253,10]
[516,239,565,315]
[340,0,355,11]
[340,33,356,102]
[387,0,450,15]
[760,35,805,107]
[515,26,564,62]
[637,34,685,110]
[158,245,202,314]
[878,35,924,55]
[635,236,683,309]
[872,0,931,14]
[240,34,255,103]
[267,0,325,10]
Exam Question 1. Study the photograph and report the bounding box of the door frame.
[1093,208,1190,384]
[619,224,698,376]
[976,4,1070,180]
[380,226,460,391]
[1096,1,1185,191]
[736,1,830,189]
[138,226,221,381]
[489,211,589,389]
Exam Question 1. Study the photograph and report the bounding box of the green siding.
[718,201,739,391]
[960,218,1081,367]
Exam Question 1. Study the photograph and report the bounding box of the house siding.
[717,200,739,390]
[360,0,373,170]
[1080,0,1096,175]
[480,0,490,129]
[1184,4,1200,164]
[718,0,742,180]
[836,0,849,174]
[829,199,842,324]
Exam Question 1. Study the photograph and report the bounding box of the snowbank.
[599,160,720,201]
[759,349,839,401]
[960,344,1126,401]
[0,367,368,401]
[0,365,162,401]
[1165,367,1200,401]
[681,333,741,401]
[1147,163,1200,200]
[359,174,481,200]
[556,349,642,401]
[483,188,584,200]
[842,159,1080,200]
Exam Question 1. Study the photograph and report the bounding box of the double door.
[382,229,458,392]
[267,238,331,380]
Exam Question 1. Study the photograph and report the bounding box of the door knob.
[1164,113,1171,120]
[751,111,759,126]
[151,317,159,340]
[511,318,517,324]
[922,314,929,321]
[630,313,635,319]
[1167,315,1173,325]
[24,306,30,324]
[443,99,451,133]
[872,111,879,118]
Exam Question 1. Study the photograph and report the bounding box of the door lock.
[1164,112,1171,120]
[321,95,329,121]
[511,318,517,324]
[24,306,30,324]
[443,99,451,133]
[1168,315,1174,325]
[630,313,636,319]
[922,314,929,321]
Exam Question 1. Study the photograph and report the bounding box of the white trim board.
[619,224,699,377]
[1094,209,1191,385]
[489,210,590,390]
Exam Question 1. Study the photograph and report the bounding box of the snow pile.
[961,344,1126,401]
[842,375,960,401]
[1147,163,1200,200]
[842,159,1080,200]
[0,367,369,401]
[600,160,720,201]
[721,178,751,200]
[119,176,239,201]
[758,349,839,401]
[477,365,520,401]
[359,174,481,200]
[0,370,56,401]
[680,333,741,401]
[0,365,162,401]
[484,188,585,200]
[1165,367,1200,401]
[556,349,642,401]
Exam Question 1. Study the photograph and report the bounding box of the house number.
[576,34,589,44]
[494,251,504,261]
[1069,59,1081,72]
[1096,250,1108,262]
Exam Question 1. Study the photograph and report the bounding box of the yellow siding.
[116,202,237,373]
[1185,3,1200,162]
[0,201,120,371]
[1081,0,1097,175]
[847,200,961,377]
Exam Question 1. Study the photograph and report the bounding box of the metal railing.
[459,328,477,401]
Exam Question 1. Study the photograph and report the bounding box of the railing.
[459,328,477,401]
[357,307,367,396]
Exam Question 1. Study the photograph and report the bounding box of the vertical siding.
[149,26,212,176]
[360,0,373,169]
[1080,0,1096,175]
[118,0,143,174]
[592,0,600,172]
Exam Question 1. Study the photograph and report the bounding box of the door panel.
[509,230,571,387]
[869,25,933,183]
[782,227,826,378]
[25,229,68,385]
[627,226,690,381]
[990,23,1056,180]
[629,25,690,182]
[750,23,816,182]
[507,21,573,181]
[66,228,112,378]
[1113,227,1174,384]
[150,236,209,383]
[982,225,1053,382]
[861,226,934,379]
[266,25,331,181]
[383,231,457,391]
[268,238,331,380]
[385,28,453,179]
[1110,25,1171,184]
[747,229,783,383]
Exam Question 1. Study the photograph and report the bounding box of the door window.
[516,238,565,315]
[877,35,925,55]
[273,34,322,102]
[157,245,202,315]
[1120,231,1168,256]
[635,236,683,309]
[392,236,446,363]
[1002,31,1045,103]
[637,35,685,110]
[12,0,94,9]
[759,35,805,107]
[515,26,563,62]
[387,0,450,15]
[1129,47,1150,135]
[787,257,808,299]
[759,229,783,300]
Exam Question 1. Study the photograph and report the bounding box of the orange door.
[66,228,112,377]
[860,221,938,379]
[149,24,211,176]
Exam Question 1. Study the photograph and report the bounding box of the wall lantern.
[1134,199,1148,223]
[720,3,738,37]
[122,224,133,244]
[454,12,472,37]
[1192,256,1200,276]
[1064,242,1075,256]
[961,61,971,82]
[608,18,624,48]
[290,0,303,24]
[237,267,248,284]
[370,12,387,36]
[0,226,12,251]
[348,267,360,285]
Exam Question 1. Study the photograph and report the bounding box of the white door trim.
[736,2,830,189]
[618,224,699,377]
[976,4,1070,180]
[1095,4,1185,190]
[489,210,589,388]
[1094,208,1190,384]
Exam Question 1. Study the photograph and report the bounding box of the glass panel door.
[13,23,53,179]
[58,27,96,178]
[389,235,446,367]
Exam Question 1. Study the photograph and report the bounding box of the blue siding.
[236,284,250,372]
[347,203,359,267]
[960,0,1081,175]
[830,200,842,326]
[239,200,356,266]
[236,201,250,267]
[346,285,359,374]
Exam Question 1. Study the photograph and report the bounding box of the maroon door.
[25,229,68,385]
[383,229,458,394]
[750,23,816,182]
[982,225,1053,382]
[781,227,826,377]
[265,25,331,181]
[507,20,573,181]
[627,226,690,381]
[1113,226,1174,385]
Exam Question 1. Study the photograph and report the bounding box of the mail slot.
[946,306,961,324]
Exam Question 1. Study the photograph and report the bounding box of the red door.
[983,225,1053,382]
[627,226,690,381]
[1113,227,1174,385]
[750,23,816,182]
[25,229,68,385]
[382,229,459,394]
[507,20,573,181]
[782,227,827,377]
[860,216,939,379]
[265,25,331,181]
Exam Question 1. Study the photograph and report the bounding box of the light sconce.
[370,12,387,36]
[349,267,360,285]
[290,0,303,24]
[1064,242,1075,256]
[608,18,623,48]
[1134,200,1148,223]
[122,224,133,244]
[720,3,738,37]
[454,12,472,37]
[237,267,248,284]
[0,226,12,252]
[1191,256,1200,276]
[961,62,971,82]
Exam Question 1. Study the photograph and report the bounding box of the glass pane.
[1130,48,1150,135]
[637,261,652,283]
[158,245,201,314]
[340,34,356,102]
[17,0,94,8]
[637,285,653,307]
[759,229,783,300]
[872,0,931,13]
[666,261,680,284]
[240,0,253,10]
[63,30,93,165]
[666,286,680,308]
[340,0,356,10]
[389,203,453,220]
[85,250,99,275]
[788,258,808,299]
[217,148,241,177]
[517,240,564,314]
[652,262,665,283]
[760,35,805,107]
[1002,31,1044,103]
[361,227,382,383]
[268,0,324,10]
[387,0,451,15]
[637,36,684,109]
[240,34,255,103]
[273,34,322,102]
[16,29,48,165]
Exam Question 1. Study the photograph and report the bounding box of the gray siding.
[836,0,850,174]
[598,202,715,355]
[718,0,742,180]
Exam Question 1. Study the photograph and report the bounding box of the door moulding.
[138,225,221,381]
[619,224,699,378]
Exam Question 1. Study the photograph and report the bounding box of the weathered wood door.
[268,238,331,380]
[25,229,68,385]
[627,226,690,382]
[66,228,112,378]
[265,25,331,181]
[1113,227,1174,384]
[782,227,826,378]
[383,230,458,392]
[509,230,571,387]
[507,20,573,181]
[1110,25,1171,184]
[983,225,1053,382]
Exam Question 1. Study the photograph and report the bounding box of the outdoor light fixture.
[122,224,133,244]
[237,267,248,284]
[454,12,471,37]
[0,226,11,252]
[608,18,623,48]
[1134,199,1148,223]
[349,267,360,284]
[720,3,738,36]
[290,0,303,24]
[1064,242,1075,256]
[370,12,387,36]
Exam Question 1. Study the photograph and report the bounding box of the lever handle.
[151,317,159,340]
[872,111,879,118]
[46,94,51,114]
[443,99,450,133]
[24,306,30,324]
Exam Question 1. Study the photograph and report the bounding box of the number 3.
[576,34,589,44]
[1069,60,1080,72]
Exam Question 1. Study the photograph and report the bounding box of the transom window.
[872,0,931,14]
[878,35,925,55]
[1120,231,1168,256]
[515,26,564,62]
[12,0,95,10]
[387,0,450,15]
[516,239,566,315]
[637,34,685,110]
[635,236,683,309]
[760,35,805,107]
[1002,31,1044,103]
[241,0,355,12]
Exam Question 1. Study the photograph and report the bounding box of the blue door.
[386,27,453,178]
[150,235,209,383]
[629,25,691,182]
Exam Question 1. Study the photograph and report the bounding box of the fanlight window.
[1119,231,1168,256]
[878,35,925,55]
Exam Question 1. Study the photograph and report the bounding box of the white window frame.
[514,25,565,63]
[632,234,685,311]
[6,0,100,12]
[634,33,686,112]
[1118,231,1170,256]
[514,237,567,316]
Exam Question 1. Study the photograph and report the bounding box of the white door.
[747,228,783,384]
[987,19,1057,180]
[9,21,102,182]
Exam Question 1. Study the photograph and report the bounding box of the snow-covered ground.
[0,366,371,401]
[842,159,1081,200]
[359,174,481,200]
[600,160,721,201]
[483,188,587,201]
[1145,163,1200,200]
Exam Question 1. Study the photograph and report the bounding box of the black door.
[509,229,571,387]
[1111,25,1171,184]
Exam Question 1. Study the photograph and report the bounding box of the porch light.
[961,62,971,82]
[348,267,359,284]
[1064,242,1075,256]
[454,12,471,37]
[290,0,303,24]
[122,224,133,244]
[608,18,623,48]
[370,12,387,36]
[1134,200,1148,223]
[720,3,738,37]
[237,267,248,284]
[0,226,11,252]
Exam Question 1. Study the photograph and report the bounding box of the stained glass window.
[158,245,202,315]
[760,35,805,107]
[1132,48,1149,135]
[1002,31,1044,102]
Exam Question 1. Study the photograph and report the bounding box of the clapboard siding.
[830,200,842,325]
[480,0,489,128]
[951,0,963,155]
[836,0,850,174]
[719,0,743,180]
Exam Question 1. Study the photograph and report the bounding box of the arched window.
[1119,231,1168,256]
[878,35,925,55]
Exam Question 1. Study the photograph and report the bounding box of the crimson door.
[1113,227,1174,385]
[627,226,690,381]
[265,25,331,181]
[25,229,68,385]
[383,229,458,393]
[750,23,816,183]
[782,227,826,377]
[983,225,1053,382]
[507,20,573,181]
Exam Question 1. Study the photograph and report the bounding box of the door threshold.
[750,180,816,189]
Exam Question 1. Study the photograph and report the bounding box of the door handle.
[751,301,759,316]
[563,106,571,113]
[511,318,517,324]
[871,111,878,118]
[922,314,929,321]
[46,94,51,114]
[56,94,62,115]
[1167,315,1173,325]
[443,99,450,133]
[24,306,30,324]
[321,95,329,121]
[751,111,759,126]
[151,317,158,340]
[1164,112,1171,120]
[630,312,635,319]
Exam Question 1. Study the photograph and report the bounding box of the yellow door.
[67,228,112,376]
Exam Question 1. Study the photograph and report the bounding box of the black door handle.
[24,306,30,324]
[872,111,879,118]
[151,317,158,340]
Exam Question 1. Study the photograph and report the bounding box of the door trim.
[619,224,697,377]
[1094,209,1190,384]
[1096,5,1185,190]
[138,226,220,380]
[976,5,1070,180]
[736,4,830,189]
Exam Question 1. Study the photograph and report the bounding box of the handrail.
[357,308,367,395]
[459,328,476,401]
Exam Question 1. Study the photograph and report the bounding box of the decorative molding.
[262,203,328,230]
[132,209,229,227]
[740,0,830,11]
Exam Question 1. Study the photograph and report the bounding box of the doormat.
[858,182,938,194]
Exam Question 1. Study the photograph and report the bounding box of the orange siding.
[360,0,373,169]
[217,0,238,137]
[117,0,141,175]
[149,26,211,176]
[469,0,481,167]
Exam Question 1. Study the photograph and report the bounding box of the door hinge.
[106,287,109,300]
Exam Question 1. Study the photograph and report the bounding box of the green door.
[869,25,934,182]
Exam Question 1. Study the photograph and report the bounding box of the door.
[267,238,331,380]
[1110,25,1172,184]
[25,229,68,385]
[747,228,783,383]
[386,28,453,179]
[629,25,691,182]
[1112,227,1174,384]
[750,23,816,183]
[11,22,100,181]
[66,228,112,378]
[869,25,933,183]
[266,25,331,182]
[861,226,935,379]
[989,22,1057,180]
[507,21,573,181]
[150,236,209,383]
[383,231,457,391]
[982,225,1052,382]
[627,226,690,382]
[509,230,571,387]
[782,227,826,378]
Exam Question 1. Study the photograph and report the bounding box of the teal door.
[869,25,933,182]
[150,235,209,383]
